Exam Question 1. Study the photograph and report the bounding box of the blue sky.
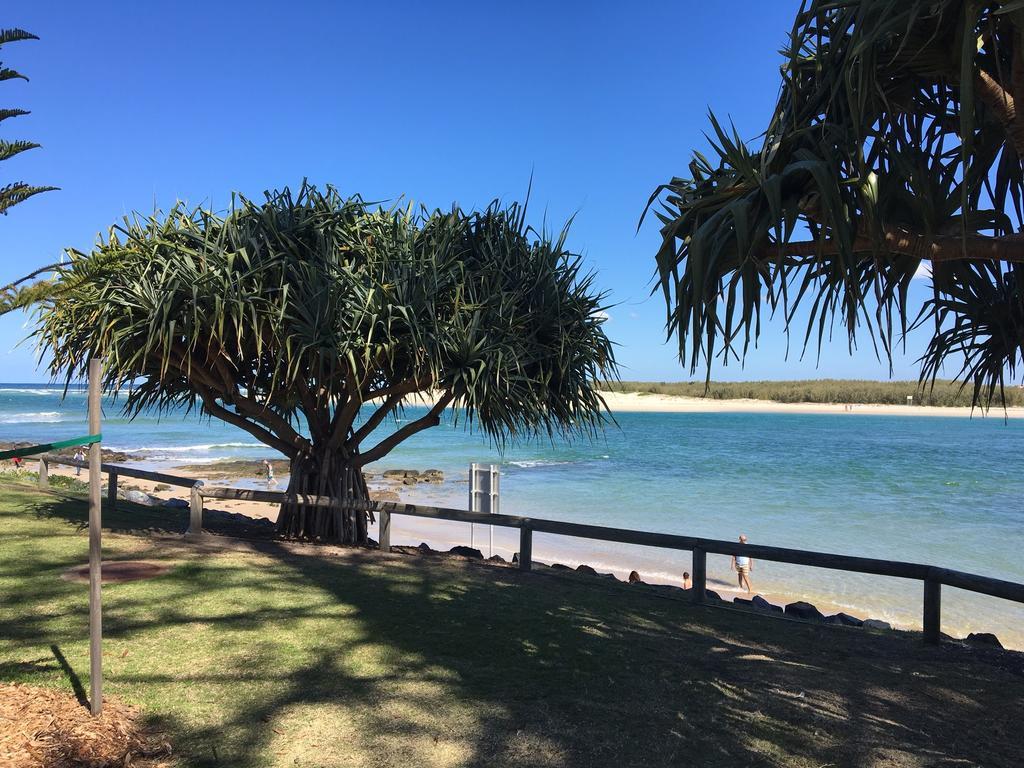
[0,1,937,382]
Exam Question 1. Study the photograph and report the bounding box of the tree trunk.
[276,449,372,545]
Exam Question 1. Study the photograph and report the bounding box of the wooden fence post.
[923,575,941,645]
[692,548,707,603]
[379,509,391,552]
[107,471,118,514]
[38,456,48,489]
[519,522,533,572]
[87,358,103,716]
[188,483,204,535]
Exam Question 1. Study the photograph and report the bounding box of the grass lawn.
[1,479,1022,767]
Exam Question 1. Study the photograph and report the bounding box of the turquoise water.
[2,383,1023,646]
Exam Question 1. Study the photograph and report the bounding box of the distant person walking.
[731,534,753,593]
[73,448,85,476]
[263,459,276,486]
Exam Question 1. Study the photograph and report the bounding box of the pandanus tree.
[646,0,1024,403]
[36,183,615,544]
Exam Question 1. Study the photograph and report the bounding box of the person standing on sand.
[682,571,691,590]
[73,448,85,476]
[731,534,753,593]
[263,459,276,486]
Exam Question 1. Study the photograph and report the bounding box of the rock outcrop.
[784,601,825,621]
[751,595,783,614]
[966,632,1003,648]
[448,545,483,559]
[862,618,892,631]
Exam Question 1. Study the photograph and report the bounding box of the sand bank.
[595,391,1024,417]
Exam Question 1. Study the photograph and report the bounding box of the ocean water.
[2,383,1023,647]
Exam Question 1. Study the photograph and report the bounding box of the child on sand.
[731,534,754,593]
[682,571,691,589]
[262,458,276,485]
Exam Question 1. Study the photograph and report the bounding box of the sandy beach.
[598,390,1024,418]
[391,389,1024,418]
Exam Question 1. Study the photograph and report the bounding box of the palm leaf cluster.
[0,26,58,316]
[645,0,1024,403]
[36,182,616,468]
[0,28,55,216]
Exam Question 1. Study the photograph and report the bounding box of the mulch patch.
[61,561,172,584]
[0,683,172,767]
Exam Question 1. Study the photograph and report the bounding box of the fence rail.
[34,455,1024,645]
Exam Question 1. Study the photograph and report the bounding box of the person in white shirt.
[73,449,85,477]
[731,534,754,593]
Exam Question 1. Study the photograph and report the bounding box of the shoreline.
[390,390,1024,418]
[23,458,1024,650]
[586,391,1024,418]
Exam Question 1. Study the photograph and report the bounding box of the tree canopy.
[36,183,615,542]
[645,0,1024,403]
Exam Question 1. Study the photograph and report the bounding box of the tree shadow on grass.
[6,489,1024,767]
[123,546,1024,767]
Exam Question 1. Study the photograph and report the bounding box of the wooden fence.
[37,454,1024,645]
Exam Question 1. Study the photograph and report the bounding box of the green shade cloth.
[0,433,102,461]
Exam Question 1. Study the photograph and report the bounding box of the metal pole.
[88,358,103,716]
[469,463,477,549]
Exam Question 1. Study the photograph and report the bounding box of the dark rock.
[448,546,483,559]
[628,570,643,584]
[649,584,679,594]
[862,619,892,631]
[784,601,825,621]
[551,563,572,571]
[383,469,418,478]
[162,498,189,509]
[966,632,1003,649]
[417,542,433,552]
[733,597,753,606]
[597,572,618,580]
[751,595,783,614]
[369,489,400,502]
[705,590,722,601]
[575,564,597,575]
[122,489,158,506]
[486,555,506,564]
[153,484,171,492]
[825,612,863,627]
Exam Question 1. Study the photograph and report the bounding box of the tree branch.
[354,393,454,468]
[0,261,64,293]
[347,391,407,450]
[768,231,1024,264]
[196,388,297,457]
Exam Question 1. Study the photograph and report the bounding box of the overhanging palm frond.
[0,181,58,214]
[645,0,1024,404]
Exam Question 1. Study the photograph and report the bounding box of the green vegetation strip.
[0,433,101,460]
[1,479,1022,767]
